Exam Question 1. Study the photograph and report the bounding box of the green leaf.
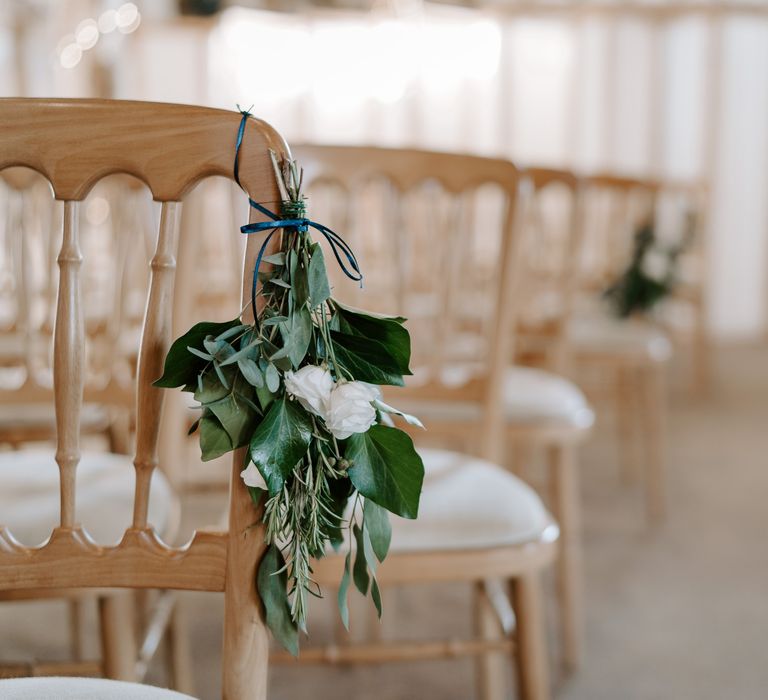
[289,248,309,308]
[257,545,299,656]
[280,307,313,369]
[262,316,289,327]
[249,397,312,494]
[208,393,259,449]
[333,303,411,376]
[238,358,264,388]
[346,425,424,519]
[352,523,370,596]
[337,552,352,631]
[219,338,262,366]
[270,278,291,289]
[362,524,383,618]
[199,413,233,461]
[308,243,331,307]
[327,477,353,550]
[215,324,250,342]
[331,331,404,387]
[262,252,286,266]
[154,319,240,389]
[363,499,391,563]
[265,363,280,392]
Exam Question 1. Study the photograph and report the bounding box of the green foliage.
[155,151,423,654]
[249,397,313,495]
[154,319,241,389]
[257,545,299,656]
[346,425,424,519]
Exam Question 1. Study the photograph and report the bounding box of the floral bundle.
[154,150,424,654]
[603,215,694,319]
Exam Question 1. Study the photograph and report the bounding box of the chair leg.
[639,363,667,524]
[166,595,195,695]
[547,444,584,673]
[68,598,86,661]
[510,573,550,700]
[615,365,639,483]
[473,581,507,700]
[98,593,138,681]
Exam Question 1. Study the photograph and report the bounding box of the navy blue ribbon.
[233,110,362,317]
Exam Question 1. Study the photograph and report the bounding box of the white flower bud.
[284,365,334,417]
[325,381,379,439]
[240,462,267,490]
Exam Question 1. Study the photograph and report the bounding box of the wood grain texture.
[0,99,288,202]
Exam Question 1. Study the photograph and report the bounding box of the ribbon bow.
[233,110,363,316]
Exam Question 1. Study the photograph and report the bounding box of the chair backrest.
[0,170,157,413]
[0,99,287,699]
[514,167,585,371]
[295,144,523,461]
[577,173,659,297]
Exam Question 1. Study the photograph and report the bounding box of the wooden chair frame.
[0,98,288,700]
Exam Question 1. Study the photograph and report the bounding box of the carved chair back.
[0,99,287,699]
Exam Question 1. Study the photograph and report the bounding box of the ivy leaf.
[346,425,424,519]
[199,412,233,461]
[331,331,404,387]
[154,319,240,389]
[308,243,331,307]
[280,307,313,369]
[208,393,259,449]
[257,544,299,656]
[327,477,353,550]
[333,303,411,376]
[363,499,391,563]
[337,552,352,631]
[352,523,370,596]
[249,397,312,495]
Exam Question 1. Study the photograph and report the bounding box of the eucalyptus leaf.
[280,307,313,369]
[362,524,383,618]
[346,425,424,519]
[337,552,352,630]
[290,247,309,308]
[262,252,286,266]
[187,346,214,362]
[219,338,262,366]
[270,278,292,289]
[238,358,264,388]
[265,363,281,392]
[215,324,249,342]
[249,397,312,494]
[257,544,299,656]
[154,319,240,389]
[262,316,289,327]
[308,243,331,307]
[331,331,405,386]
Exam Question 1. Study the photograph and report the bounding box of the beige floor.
[1,343,767,699]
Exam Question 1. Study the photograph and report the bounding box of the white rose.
[641,249,670,283]
[240,462,267,490]
[325,381,379,439]
[284,365,334,417]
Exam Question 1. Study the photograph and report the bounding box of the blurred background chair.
[568,174,670,523]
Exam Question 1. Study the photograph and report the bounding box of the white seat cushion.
[399,365,594,429]
[568,310,673,362]
[0,450,176,546]
[0,677,196,699]
[0,403,109,434]
[389,448,554,552]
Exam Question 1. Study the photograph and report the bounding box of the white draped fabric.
[2,1,768,337]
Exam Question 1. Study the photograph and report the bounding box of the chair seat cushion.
[0,403,109,435]
[0,450,176,546]
[388,448,554,552]
[0,677,196,699]
[399,365,594,429]
[568,310,673,362]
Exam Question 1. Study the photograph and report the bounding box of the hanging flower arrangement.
[603,214,695,319]
[154,114,424,655]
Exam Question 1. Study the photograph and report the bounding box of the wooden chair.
[0,98,289,699]
[294,145,582,689]
[568,173,671,522]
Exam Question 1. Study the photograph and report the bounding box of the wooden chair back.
[0,98,288,699]
[514,167,585,371]
[294,144,523,460]
[577,173,659,297]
